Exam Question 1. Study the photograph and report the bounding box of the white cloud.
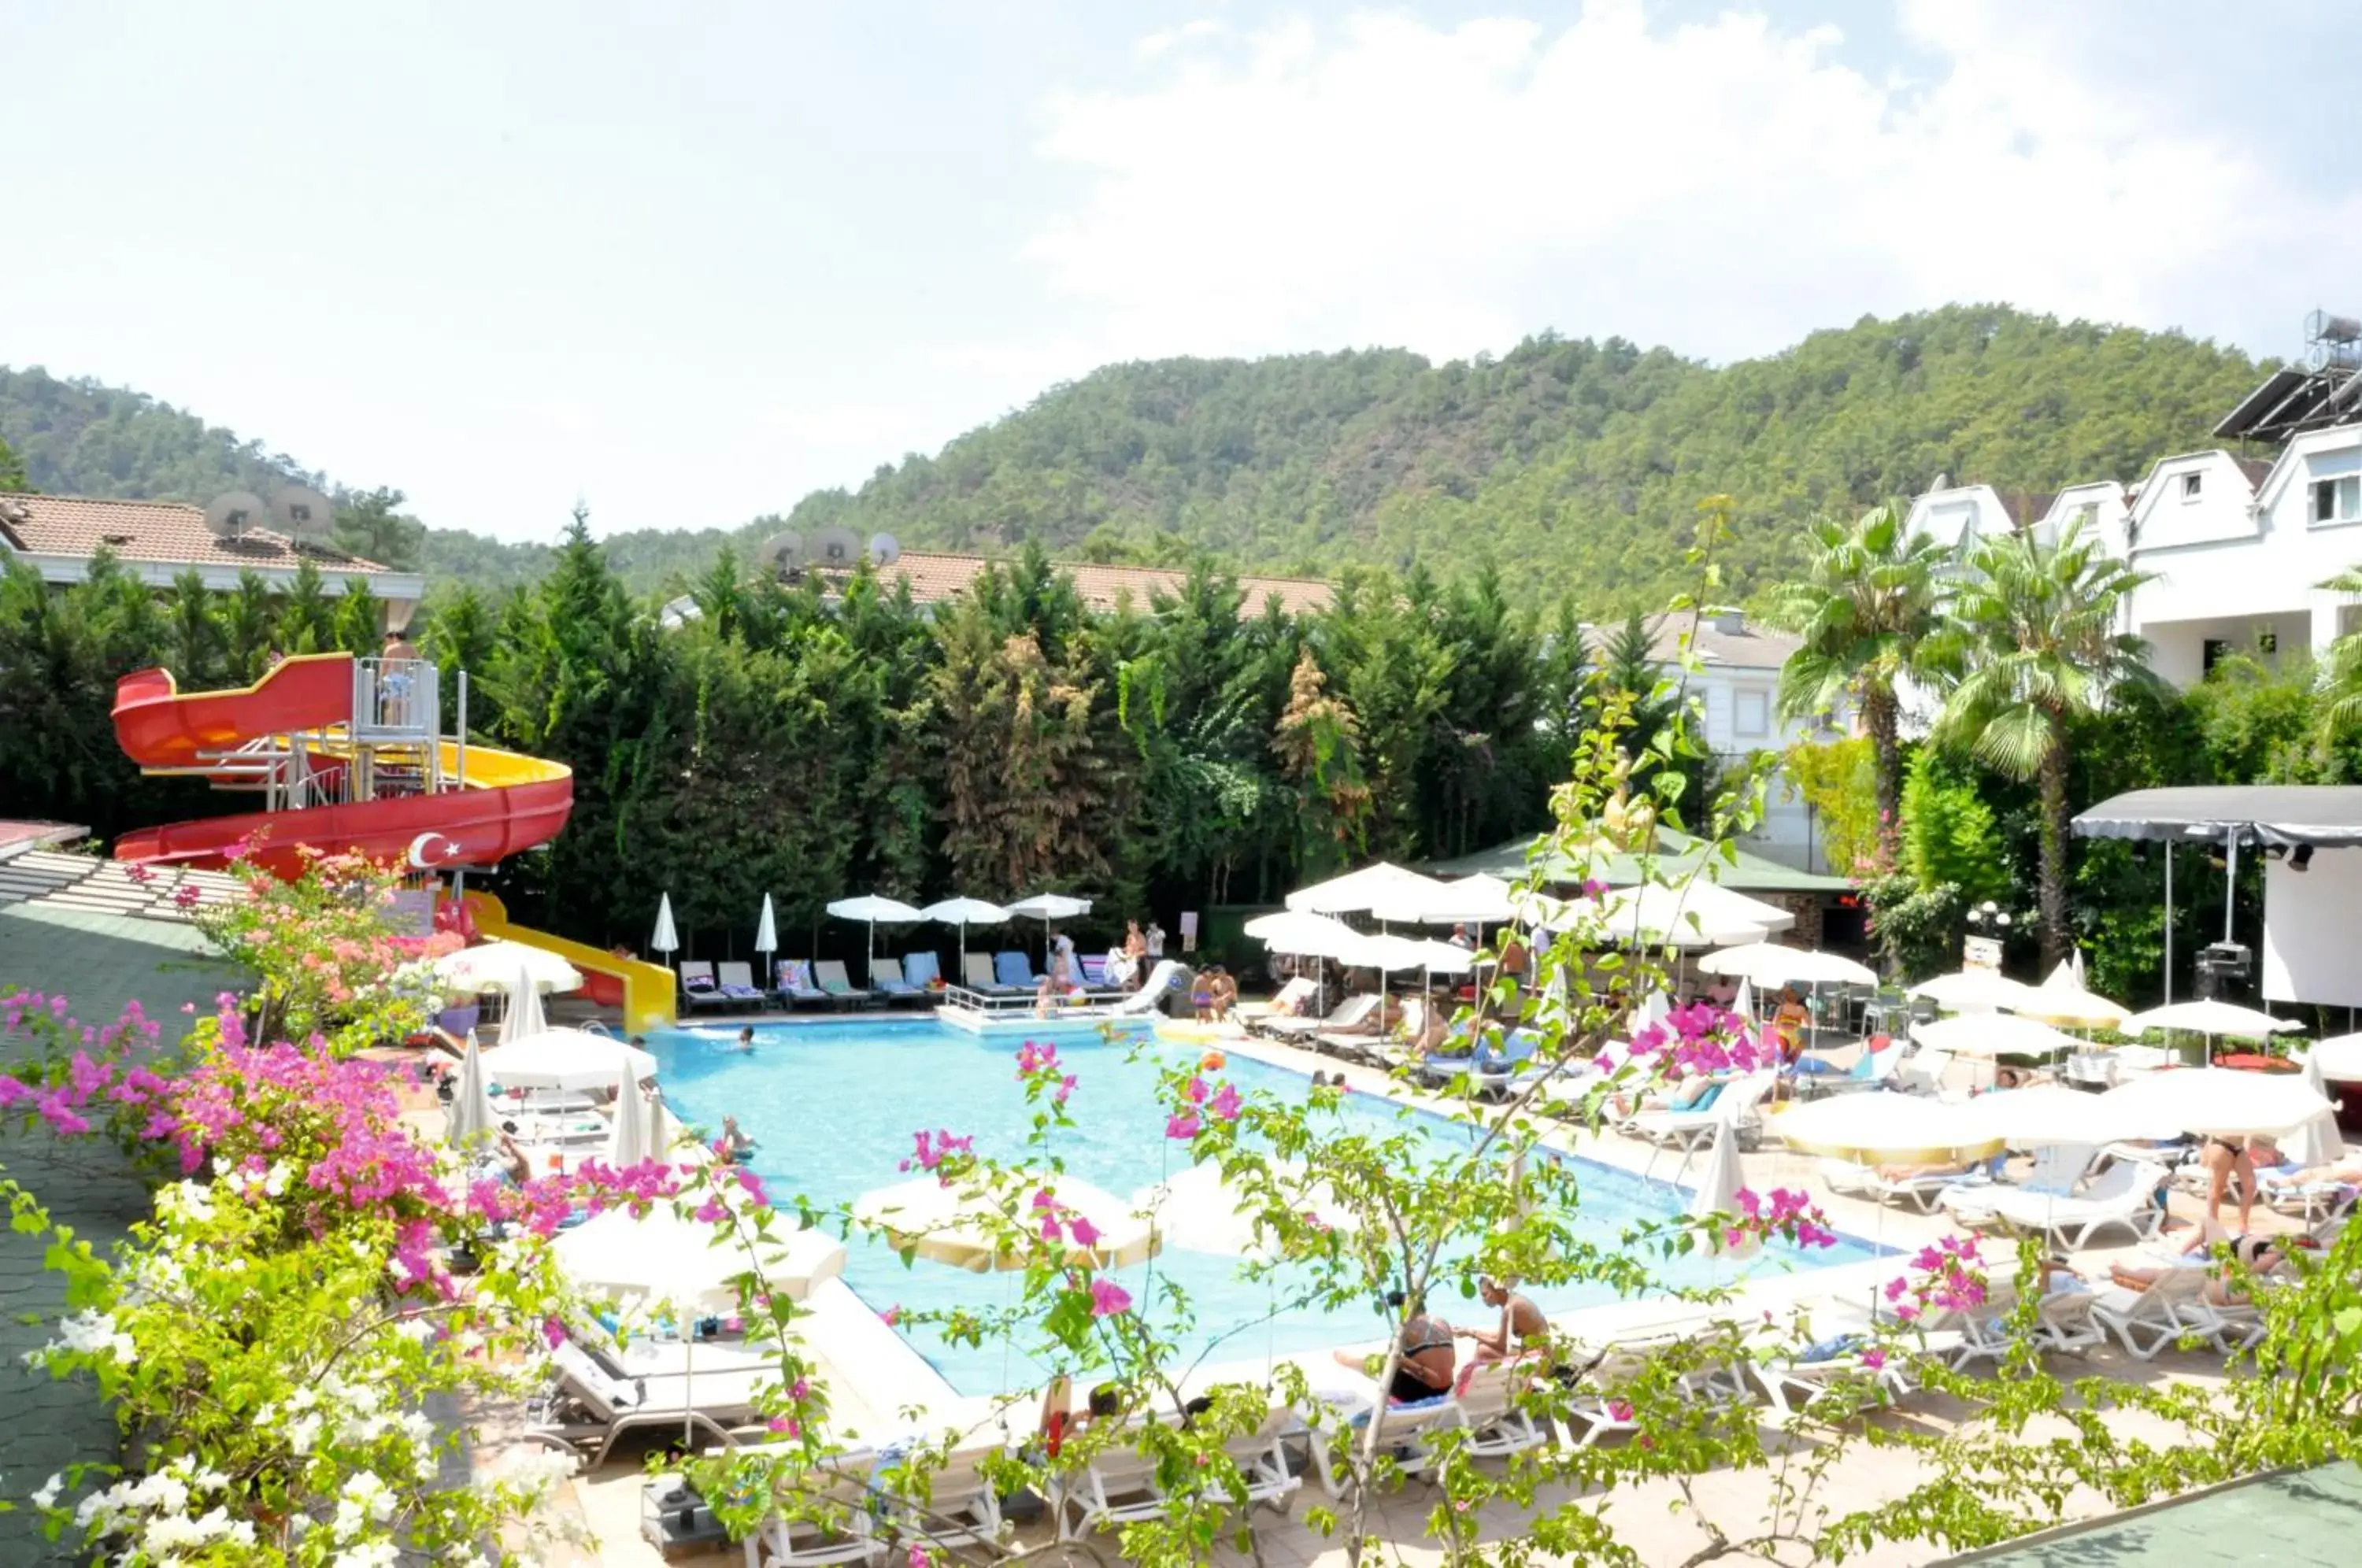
[1022,0,2362,366]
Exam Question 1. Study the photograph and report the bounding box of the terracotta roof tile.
[862,551,1331,619]
[0,492,393,576]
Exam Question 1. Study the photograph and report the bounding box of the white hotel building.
[1905,338,2362,688]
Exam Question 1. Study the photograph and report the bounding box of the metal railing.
[353,656,441,743]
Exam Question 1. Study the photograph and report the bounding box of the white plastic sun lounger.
[1820,1157,1990,1214]
[867,1434,1014,1556]
[2090,1266,2219,1359]
[1978,1159,2168,1250]
[868,956,927,1006]
[525,1343,772,1466]
[1942,1285,2105,1370]
[1753,1338,1915,1419]
[740,1446,888,1568]
[1054,1409,1297,1537]
[1305,1386,1467,1496]
[1628,1072,1775,1152]
[1261,992,1377,1041]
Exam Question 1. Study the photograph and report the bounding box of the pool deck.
[502,1013,2297,1566]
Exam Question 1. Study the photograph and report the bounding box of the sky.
[9,0,2362,543]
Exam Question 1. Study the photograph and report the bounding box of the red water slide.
[109,653,572,877]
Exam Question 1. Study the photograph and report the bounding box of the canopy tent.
[479,1030,659,1093]
[433,941,582,996]
[2073,786,2362,850]
[920,897,1011,975]
[1426,827,1849,897]
[1286,862,1453,918]
[853,1174,1156,1273]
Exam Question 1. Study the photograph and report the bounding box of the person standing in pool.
[735,1026,754,1052]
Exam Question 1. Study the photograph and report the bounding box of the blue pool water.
[646,1019,1882,1394]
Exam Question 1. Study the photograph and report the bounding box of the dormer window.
[2315,475,2362,524]
[2181,473,2204,502]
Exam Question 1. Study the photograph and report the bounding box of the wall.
[2263,849,2362,1008]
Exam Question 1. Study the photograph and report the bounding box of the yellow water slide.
[463,890,678,1032]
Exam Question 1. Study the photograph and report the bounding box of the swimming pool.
[646,1019,1883,1394]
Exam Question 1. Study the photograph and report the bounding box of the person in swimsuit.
[1335,1289,1456,1402]
[2201,1135,2257,1233]
[1465,1278,1548,1366]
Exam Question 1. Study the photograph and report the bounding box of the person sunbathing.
[1875,1159,1972,1182]
[1333,1289,1457,1404]
[1606,1073,1722,1123]
[1465,1278,1549,1367]
[2108,1233,2284,1304]
[2271,1152,2362,1189]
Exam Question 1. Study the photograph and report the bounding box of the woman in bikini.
[1334,1289,1457,1403]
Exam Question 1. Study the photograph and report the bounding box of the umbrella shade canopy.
[1687,1120,1760,1256]
[496,963,549,1045]
[1960,1085,2142,1147]
[446,1031,498,1147]
[1575,883,1774,949]
[1351,932,1438,972]
[651,893,679,955]
[1408,939,1478,974]
[1245,909,1366,960]
[608,1074,656,1167]
[2285,1049,2346,1167]
[1768,1093,2002,1165]
[555,1205,846,1307]
[920,897,1013,926]
[1135,1161,1353,1259]
[754,894,778,956]
[1368,872,1520,926]
[2014,963,2131,1030]
[2310,1032,2362,1082]
[2099,1067,2335,1140]
[1699,943,1877,988]
[2118,1000,2304,1041]
[854,1174,1156,1273]
[1286,862,1452,916]
[434,941,583,995]
[1006,893,1093,921]
[479,1029,658,1093]
[826,895,925,924]
[1908,969,2039,1011]
[1912,1012,2089,1060]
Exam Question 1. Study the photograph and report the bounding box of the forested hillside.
[2,306,2266,609]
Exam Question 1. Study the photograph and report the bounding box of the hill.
[0,305,2268,608]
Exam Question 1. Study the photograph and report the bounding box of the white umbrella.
[1135,1161,1353,1259]
[1246,909,1366,960]
[1575,882,1789,949]
[827,894,924,981]
[1348,931,1438,1032]
[480,1029,658,1093]
[2117,1000,2303,1042]
[1687,1119,1758,1257]
[2014,961,2131,1030]
[2099,1068,2336,1141]
[1285,862,1450,917]
[854,1174,1156,1273]
[1909,968,2038,1011]
[1769,1093,2002,1165]
[651,893,679,960]
[446,1030,498,1147]
[1731,977,1757,1021]
[608,1072,656,1167]
[496,961,548,1045]
[1700,943,1876,989]
[1006,893,1092,963]
[754,895,778,969]
[920,897,1011,978]
[2283,1050,2346,1167]
[1960,1085,2141,1148]
[2310,1032,2362,1083]
[1912,1013,2088,1060]
[1368,872,1520,926]
[433,941,583,995]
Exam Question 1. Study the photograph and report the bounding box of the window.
[2313,475,2362,524]
[2202,638,2230,675]
[1734,690,1769,738]
[2257,631,2279,656]
[2181,472,2204,502]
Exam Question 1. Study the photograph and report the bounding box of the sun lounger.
[1793,1042,1901,1099]
[869,956,927,1006]
[773,960,829,1008]
[1055,1409,1297,1537]
[1261,993,1377,1041]
[1305,1389,1466,1497]
[1978,1159,2168,1250]
[716,961,769,1007]
[993,951,1037,990]
[1237,976,1317,1020]
[1820,1157,1992,1214]
[1942,1285,2104,1370]
[962,953,1024,996]
[868,1434,1013,1556]
[679,960,731,1012]
[1753,1332,1914,1419]
[901,951,942,991]
[523,1342,771,1466]
[1444,1359,1554,1460]
[2260,1167,2357,1226]
[1420,1030,1541,1100]
[1079,952,1113,989]
[2090,1266,2219,1359]
[1629,1072,1775,1153]
[740,1446,888,1567]
[813,960,875,1008]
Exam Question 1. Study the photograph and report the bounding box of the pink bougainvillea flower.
[1208,1082,1242,1122]
[1090,1278,1132,1317]
[1165,1111,1201,1141]
[1067,1215,1101,1248]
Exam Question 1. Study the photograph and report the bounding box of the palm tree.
[1934,518,2156,969]
[2315,564,2362,745]
[1768,501,1951,861]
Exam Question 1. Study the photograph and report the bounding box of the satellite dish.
[813,527,861,568]
[758,530,805,580]
[868,532,901,567]
[204,491,268,539]
[271,485,336,540]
